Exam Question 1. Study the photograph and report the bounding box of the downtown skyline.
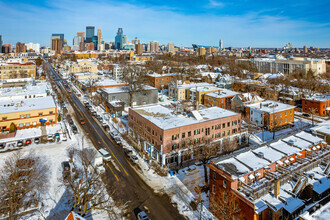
[0,0,329,48]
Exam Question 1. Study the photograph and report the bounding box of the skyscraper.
[77,32,85,43]
[16,42,27,53]
[150,41,159,53]
[97,29,103,45]
[92,36,98,50]
[2,43,11,53]
[167,43,174,52]
[0,35,2,51]
[131,37,140,45]
[135,43,143,55]
[303,45,308,53]
[51,34,64,46]
[115,28,124,50]
[86,26,95,43]
[73,36,82,51]
[219,40,223,50]
[51,38,63,54]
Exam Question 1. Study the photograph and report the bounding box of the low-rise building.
[67,59,98,74]
[0,61,36,80]
[188,86,220,105]
[0,82,49,101]
[129,105,245,166]
[168,81,212,101]
[99,85,158,109]
[72,72,98,80]
[77,78,126,92]
[231,92,264,112]
[146,72,178,90]
[204,89,240,109]
[245,101,295,130]
[208,131,328,220]
[310,120,330,144]
[0,96,57,131]
[302,94,330,117]
[73,52,97,59]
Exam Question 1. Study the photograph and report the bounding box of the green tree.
[57,114,62,122]
[9,123,16,133]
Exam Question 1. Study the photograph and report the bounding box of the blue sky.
[0,0,329,48]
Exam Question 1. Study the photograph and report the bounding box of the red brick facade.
[302,98,330,116]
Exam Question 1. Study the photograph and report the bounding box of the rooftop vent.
[257,152,264,158]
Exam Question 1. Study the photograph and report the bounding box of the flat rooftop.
[246,100,295,113]
[102,85,157,94]
[132,105,239,130]
[0,96,56,114]
[0,83,49,100]
[78,79,125,87]
[205,89,240,99]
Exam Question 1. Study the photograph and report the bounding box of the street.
[48,63,185,220]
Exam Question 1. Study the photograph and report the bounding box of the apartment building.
[0,96,57,131]
[168,81,212,101]
[77,79,125,92]
[187,86,220,105]
[0,61,36,80]
[0,82,49,101]
[72,72,98,80]
[146,72,178,90]
[73,52,97,59]
[245,101,295,130]
[236,56,326,75]
[208,131,328,220]
[302,94,330,117]
[129,105,246,166]
[204,89,240,109]
[66,59,98,74]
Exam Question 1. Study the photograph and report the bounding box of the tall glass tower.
[115,28,124,50]
[86,26,95,43]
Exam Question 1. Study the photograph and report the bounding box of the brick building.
[146,72,178,90]
[168,81,212,101]
[208,131,328,220]
[188,86,220,105]
[245,101,295,130]
[0,61,36,80]
[302,94,330,117]
[129,105,246,166]
[204,89,240,109]
[0,96,57,131]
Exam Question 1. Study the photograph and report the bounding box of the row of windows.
[17,120,53,127]
[2,111,53,121]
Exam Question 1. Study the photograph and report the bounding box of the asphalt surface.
[48,63,185,220]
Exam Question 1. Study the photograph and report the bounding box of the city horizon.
[0,0,329,48]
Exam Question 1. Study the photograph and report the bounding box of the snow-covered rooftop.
[0,83,49,101]
[246,100,295,113]
[294,131,323,145]
[269,140,300,155]
[189,86,219,93]
[101,85,157,94]
[78,78,125,87]
[205,89,239,99]
[0,96,56,114]
[252,146,285,162]
[132,105,239,130]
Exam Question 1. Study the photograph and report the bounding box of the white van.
[98,149,111,162]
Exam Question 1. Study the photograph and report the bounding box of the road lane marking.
[106,163,119,182]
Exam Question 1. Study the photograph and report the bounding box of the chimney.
[260,103,262,109]
[274,177,280,198]
[218,90,221,95]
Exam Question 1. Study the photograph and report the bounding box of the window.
[215,133,221,138]
[213,172,216,180]
[227,130,230,135]
[19,124,23,127]
[271,115,273,120]
[215,124,221,130]
[20,115,24,118]
[152,130,154,135]
[232,120,237,126]
[285,118,287,123]
[188,131,191,137]
[235,200,238,211]
[2,117,7,121]
[222,131,225,137]
[26,114,30,118]
[181,141,185,148]
[194,129,200,135]
[26,123,30,127]
[227,122,230,127]
[223,191,227,201]
[223,180,227,188]
[160,135,162,141]
[39,113,43,116]
[49,111,53,115]
[285,111,287,116]
[222,123,225,128]
[172,134,179,140]
[182,132,185,138]
[172,144,179,150]
[251,111,253,115]
[212,184,216,194]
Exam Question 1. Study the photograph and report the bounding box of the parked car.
[61,161,70,171]
[25,139,32,145]
[114,137,122,145]
[102,124,110,131]
[302,113,310,117]
[61,134,67,141]
[137,211,149,220]
[34,137,40,144]
[124,148,133,156]
[47,135,54,142]
[97,117,103,123]
[130,155,138,163]
[72,125,78,133]
[0,143,5,149]
[109,131,119,138]
[68,119,74,125]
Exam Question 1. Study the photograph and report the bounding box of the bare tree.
[121,65,147,108]
[85,78,97,97]
[221,138,238,153]
[0,151,49,219]
[63,149,117,217]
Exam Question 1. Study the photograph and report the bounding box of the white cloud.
[208,0,225,8]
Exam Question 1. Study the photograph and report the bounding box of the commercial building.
[0,96,57,131]
[72,72,98,80]
[76,78,126,92]
[2,43,11,54]
[302,94,330,117]
[72,36,82,51]
[129,105,245,166]
[131,37,140,45]
[0,82,49,101]
[86,26,95,43]
[25,43,40,53]
[236,56,326,75]
[208,132,328,220]
[16,42,27,53]
[146,72,178,90]
[0,61,36,80]
[77,32,85,42]
[115,28,127,50]
[219,40,223,50]
[100,85,158,108]
[204,89,240,109]
[135,43,143,55]
[167,43,175,52]
[245,101,295,130]
[51,38,63,54]
[86,42,95,51]
[97,28,103,47]
[51,34,64,49]
[150,41,159,53]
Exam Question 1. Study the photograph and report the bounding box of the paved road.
[47,63,185,220]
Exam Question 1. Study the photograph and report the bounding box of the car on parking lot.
[124,148,133,156]
[25,139,32,145]
[47,135,54,142]
[302,113,310,117]
[91,111,97,116]
[68,119,74,125]
[109,131,119,138]
[34,137,40,144]
[137,211,149,220]
[0,143,5,149]
[102,123,110,131]
[72,125,78,133]
[130,155,138,163]
[17,140,23,147]
[97,117,103,123]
